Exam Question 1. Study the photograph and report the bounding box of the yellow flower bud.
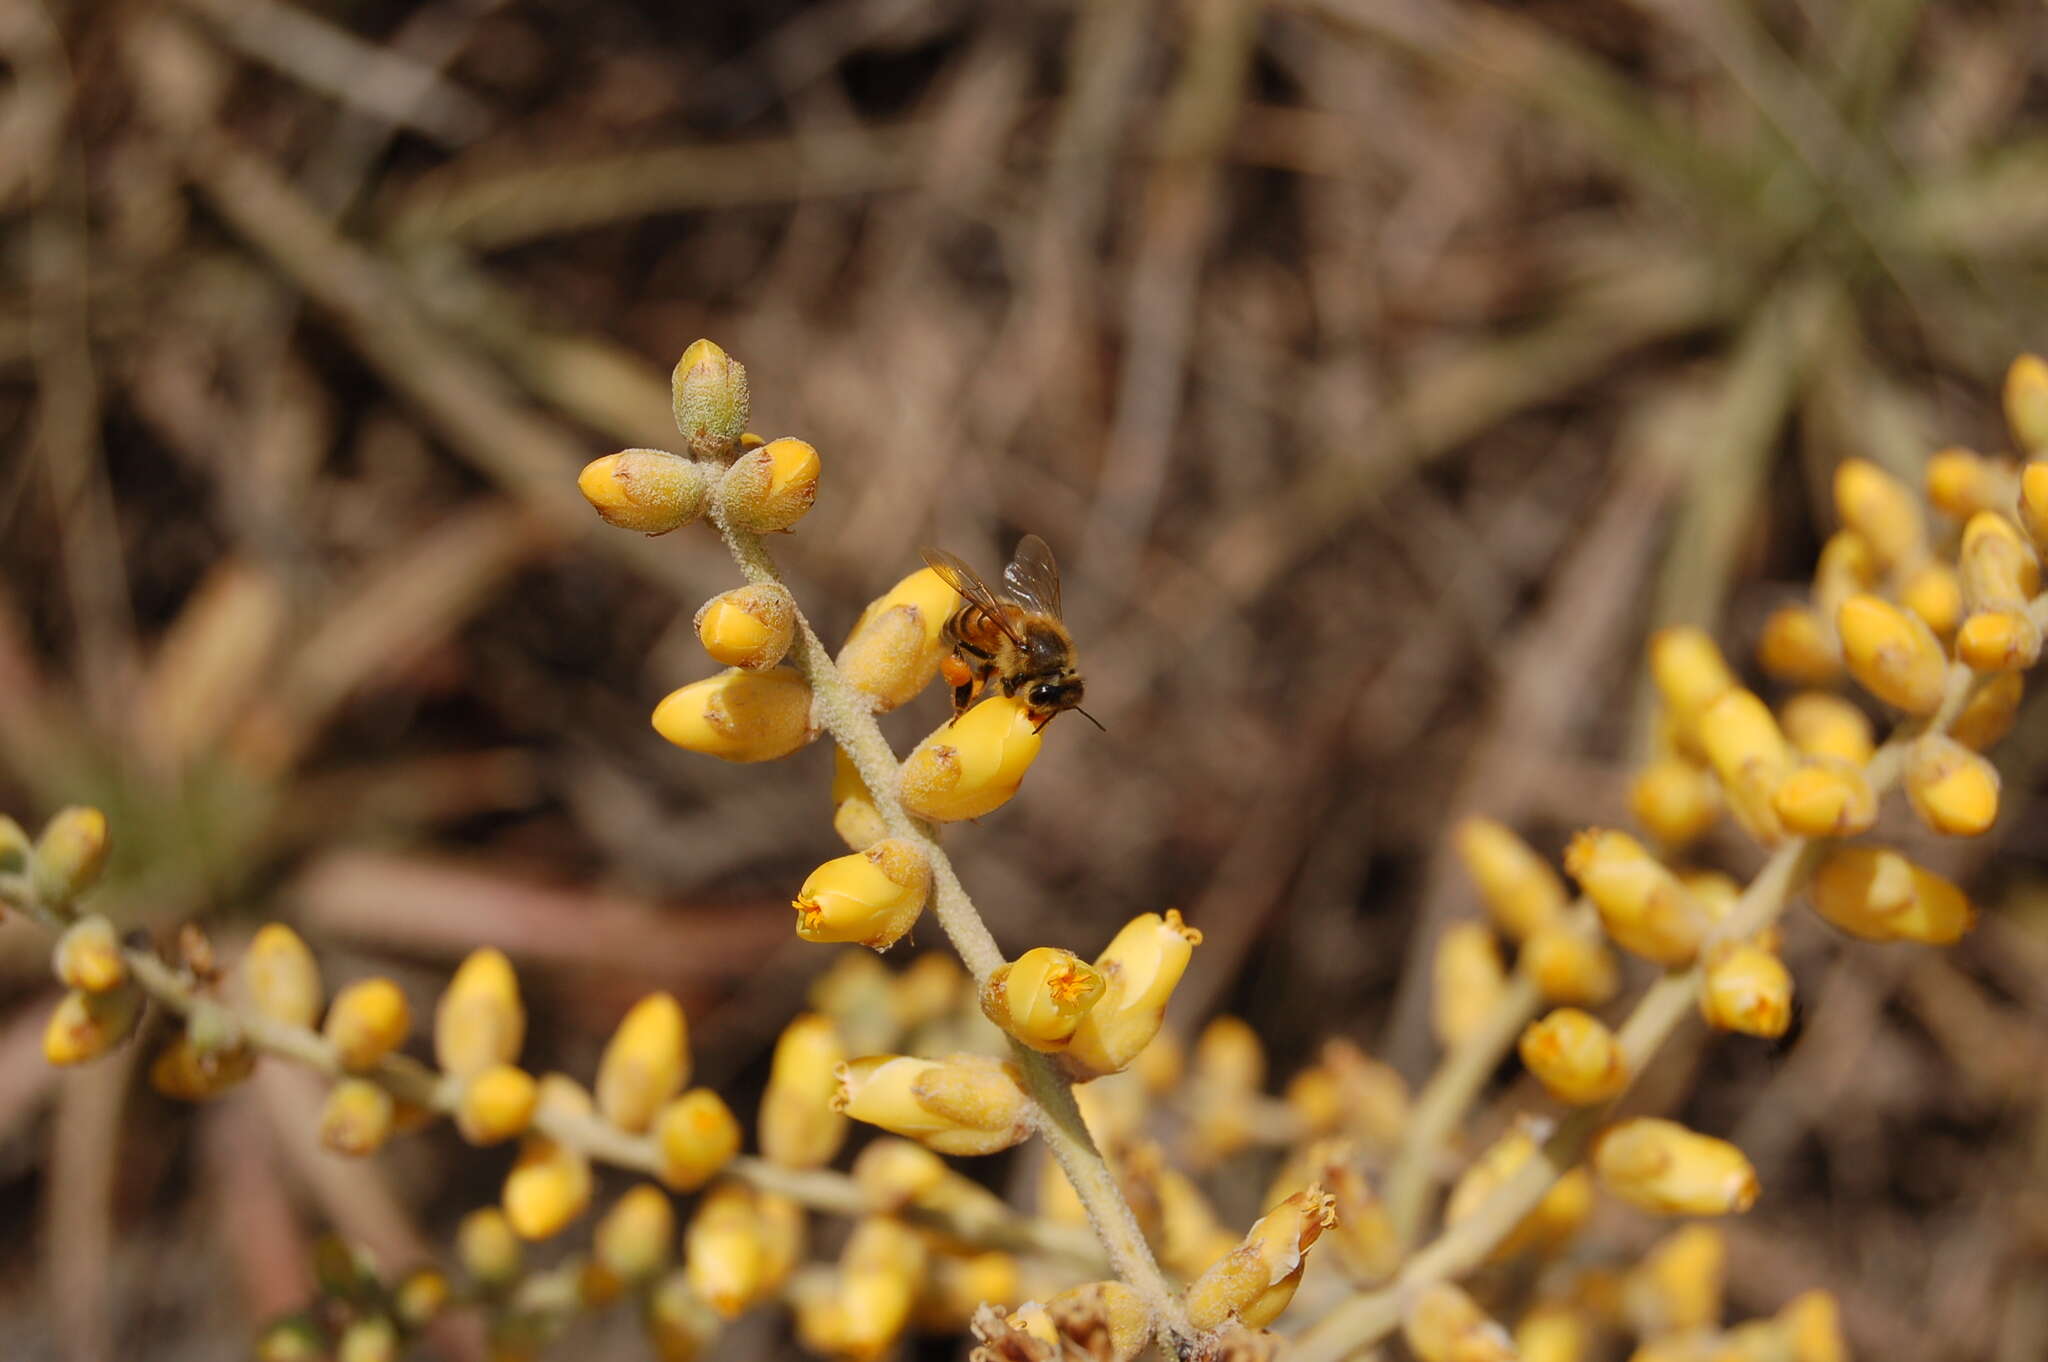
[392,1267,450,1330]
[150,1031,254,1100]
[1926,447,2011,520]
[1444,1127,1592,1259]
[1564,829,1707,967]
[336,1317,397,1362]
[1770,757,1877,838]
[1957,607,2041,672]
[1778,692,1874,766]
[793,839,931,951]
[1629,757,1722,849]
[1623,1223,1724,1336]
[1780,1289,1848,1362]
[1515,1302,1590,1362]
[1520,925,1621,1006]
[1518,1008,1628,1104]
[324,977,410,1072]
[837,566,961,711]
[578,449,710,535]
[435,947,524,1080]
[694,583,795,670]
[834,1053,1031,1156]
[2021,461,2048,550]
[685,1182,770,1318]
[828,1216,925,1360]
[1900,560,1964,637]
[32,805,110,907]
[319,1078,396,1157]
[53,914,126,993]
[981,946,1105,1051]
[596,992,690,1133]
[759,1013,847,1168]
[899,695,1043,821]
[645,1268,719,1362]
[1837,594,1947,714]
[1696,689,1793,844]
[1699,943,1793,1037]
[1451,817,1568,940]
[671,338,750,461]
[1810,845,1974,944]
[242,923,323,1029]
[1811,531,1882,617]
[1313,1153,1398,1284]
[2007,353,2048,456]
[1402,1282,1516,1362]
[1833,458,1924,568]
[1905,733,2000,836]
[830,747,889,852]
[1593,1117,1758,1216]
[455,1064,538,1145]
[717,436,820,533]
[1184,1186,1337,1332]
[44,983,141,1065]
[652,666,815,763]
[851,1137,950,1210]
[654,1088,740,1190]
[456,1206,522,1287]
[595,1184,675,1283]
[1756,605,1839,684]
[1131,1025,1187,1097]
[1648,627,1737,753]
[1953,670,2024,750]
[1432,922,1506,1050]
[504,1129,593,1241]
[1060,910,1203,1081]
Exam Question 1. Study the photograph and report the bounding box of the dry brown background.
[3,0,2048,1358]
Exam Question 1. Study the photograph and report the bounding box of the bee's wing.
[921,546,1024,644]
[1002,534,1063,620]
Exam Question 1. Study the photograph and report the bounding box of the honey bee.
[920,534,1100,731]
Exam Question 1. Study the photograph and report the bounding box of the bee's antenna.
[1075,706,1107,732]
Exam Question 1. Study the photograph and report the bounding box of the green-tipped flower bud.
[672,339,750,461]
[33,806,110,909]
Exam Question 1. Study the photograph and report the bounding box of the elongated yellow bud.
[2021,462,2048,550]
[1771,757,1877,838]
[1648,628,1736,753]
[1519,1008,1628,1104]
[717,436,820,533]
[1593,1118,1758,1215]
[1515,1303,1590,1362]
[2007,353,2048,456]
[759,1013,847,1168]
[684,1183,771,1318]
[32,806,110,908]
[694,583,795,670]
[1834,458,1924,568]
[456,1206,521,1287]
[1901,560,1964,637]
[1837,594,1947,714]
[53,915,126,994]
[1696,688,1792,844]
[435,947,524,1080]
[899,695,1044,821]
[1444,1127,1594,1259]
[150,1032,255,1100]
[578,449,710,534]
[1520,925,1620,1006]
[320,1078,396,1157]
[834,1053,1031,1156]
[654,1088,740,1191]
[652,666,815,763]
[1905,733,2000,836]
[1810,846,1974,944]
[1778,691,1874,765]
[596,992,690,1133]
[1402,1282,1516,1362]
[1811,531,1881,619]
[503,1077,595,1240]
[1564,829,1707,966]
[837,567,960,711]
[1957,512,2042,670]
[672,339,750,461]
[1953,671,2023,750]
[1624,1223,1724,1336]
[242,923,323,1029]
[1451,817,1567,940]
[830,746,888,852]
[324,977,410,1072]
[455,1063,537,1145]
[1699,943,1792,1037]
[1756,604,1839,684]
[1060,909,1203,1081]
[1926,447,2011,520]
[595,1184,675,1283]
[1432,922,1506,1050]
[1629,756,1722,849]
[1184,1186,1338,1332]
[980,946,1105,1051]
[793,839,931,951]
[392,1267,449,1331]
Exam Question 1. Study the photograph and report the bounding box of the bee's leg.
[939,654,976,718]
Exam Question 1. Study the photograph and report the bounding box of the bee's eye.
[1030,683,1059,707]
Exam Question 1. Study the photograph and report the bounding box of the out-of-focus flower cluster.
[9,345,2041,1361]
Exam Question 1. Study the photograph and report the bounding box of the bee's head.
[1027,677,1083,714]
